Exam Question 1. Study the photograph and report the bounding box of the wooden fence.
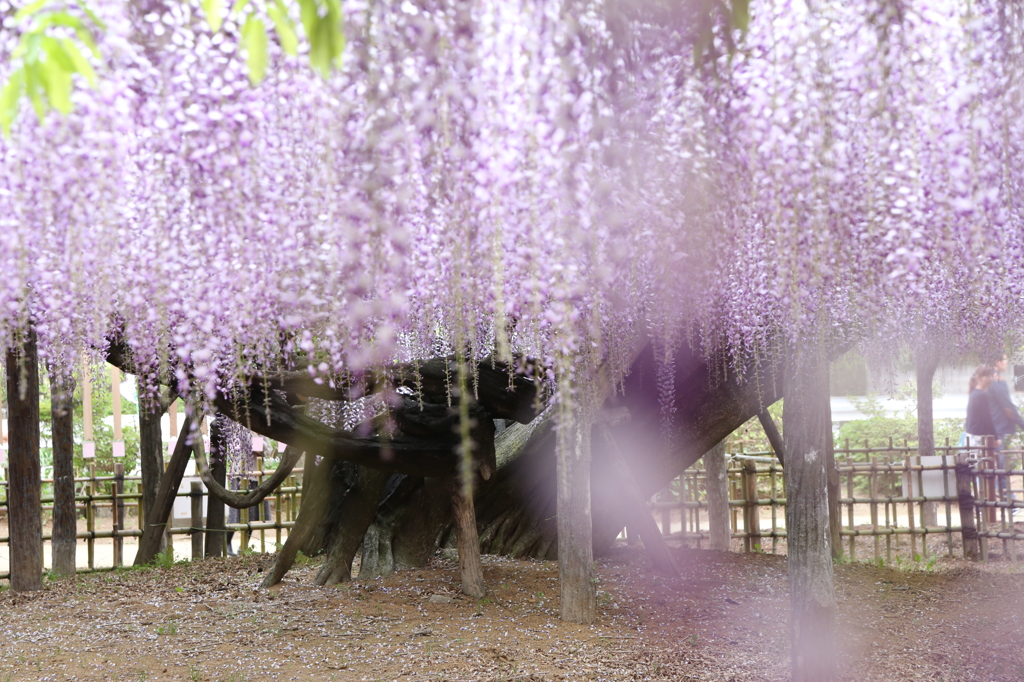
[651,442,1024,563]
[0,461,304,579]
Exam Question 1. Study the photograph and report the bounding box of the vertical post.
[86,463,95,569]
[905,456,917,558]
[138,392,166,556]
[556,398,596,624]
[110,366,122,454]
[241,493,251,555]
[917,351,939,528]
[82,356,93,447]
[846,456,855,560]
[955,454,980,561]
[205,417,227,558]
[784,347,836,682]
[704,441,730,552]
[190,481,204,560]
[257,455,266,553]
[870,456,880,562]
[984,438,997,525]
[6,331,43,591]
[112,462,124,567]
[50,371,77,578]
[743,459,760,551]
[448,478,486,598]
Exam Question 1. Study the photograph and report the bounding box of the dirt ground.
[1,544,1024,682]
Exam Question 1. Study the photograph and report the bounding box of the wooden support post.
[86,464,95,569]
[983,440,997,525]
[138,397,166,556]
[205,417,227,558]
[704,441,731,552]
[917,351,939,528]
[448,478,486,598]
[846,456,855,560]
[113,462,125,567]
[6,332,42,591]
[134,416,195,566]
[600,424,679,574]
[50,371,77,578]
[556,402,596,624]
[784,348,836,682]
[190,481,204,560]
[743,459,761,552]
[955,455,980,561]
[758,408,785,467]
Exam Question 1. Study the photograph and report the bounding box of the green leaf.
[202,0,224,32]
[39,58,72,113]
[15,0,50,21]
[231,0,252,16]
[60,38,97,86]
[297,0,319,45]
[309,17,334,76]
[36,10,87,32]
[73,25,100,57]
[269,0,299,56]
[0,68,27,137]
[41,36,75,72]
[731,0,750,32]
[24,62,47,121]
[241,15,268,85]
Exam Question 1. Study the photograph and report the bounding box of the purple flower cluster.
[0,0,1021,407]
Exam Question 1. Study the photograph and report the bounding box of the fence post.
[955,454,980,561]
[904,456,917,559]
[704,442,730,552]
[113,462,124,567]
[86,463,96,570]
[743,459,760,552]
[190,481,204,560]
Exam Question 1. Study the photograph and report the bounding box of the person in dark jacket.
[965,365,998,450]
[989,354,1024,504]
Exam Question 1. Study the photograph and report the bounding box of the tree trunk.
[917,351,940,527]
[556,402,596,624]
[704,441,731,551]
[6,333,42,591]
[134,417,195,566]
[138,400,166,555]
[784,347,837,682]
[314,465,390,586]
[50,371,77,578]
[205,417,227,558]
[449,478,487,597]
[349,343,784,587]
[262,455,336,587]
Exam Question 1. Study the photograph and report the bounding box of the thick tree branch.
[194,440,304,509]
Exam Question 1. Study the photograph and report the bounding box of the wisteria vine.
[0,0,1022,412]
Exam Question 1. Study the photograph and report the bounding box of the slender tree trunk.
[556,402,596,624]
[704,441,731,551]
[205,417,226,558]
[917,351,940,527]
[784,347,837,682]
[6,332,42,591]
[134,417,195,566]
[50,371,77,577]
[449,478,486,597]
[138,400,166,554]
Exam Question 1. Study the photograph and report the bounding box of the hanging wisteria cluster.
[1,0,1022,406]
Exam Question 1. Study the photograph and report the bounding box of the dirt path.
[1,547,1022,681]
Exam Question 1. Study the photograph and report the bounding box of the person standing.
[965,365,999,455]
[990,354,1024,503]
